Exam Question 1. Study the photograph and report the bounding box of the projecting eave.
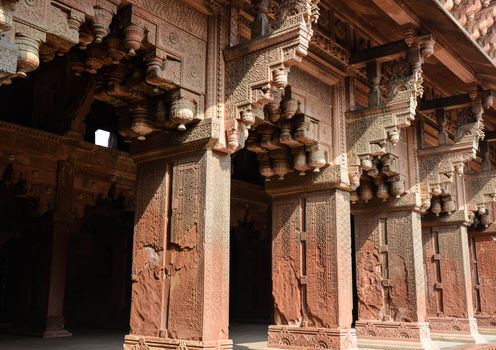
[401,0,496,90]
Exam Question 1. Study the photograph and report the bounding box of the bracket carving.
[221,0,320,154]
[346,34,435,185]
[465,170,496,228]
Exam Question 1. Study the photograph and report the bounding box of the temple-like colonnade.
[1,1,496,350]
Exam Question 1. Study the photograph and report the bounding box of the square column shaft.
[423,225,486,343]
[354,210,435,350]
[124,150,232,350]
[469,229,496,335]
[268,189,357,350]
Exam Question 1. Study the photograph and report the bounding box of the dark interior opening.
[229,149,272,325]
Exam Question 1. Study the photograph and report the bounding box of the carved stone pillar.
[124,141,231,350]
[42,160,74,338]
[423,224,485,343]
[353,209,435,350]
[469,221,496,335]
[267,184,357,350]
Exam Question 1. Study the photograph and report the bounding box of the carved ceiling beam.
[221,0,320,154]
[350,35,434,67]
[418,90,493,112]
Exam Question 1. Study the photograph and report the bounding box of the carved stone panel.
[130,160,169,337]
[167,154,204,340]
[305,192,337,328]
[272,197,303,326]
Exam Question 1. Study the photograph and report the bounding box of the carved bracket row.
[346,34,435,186]
[221,0,320,154]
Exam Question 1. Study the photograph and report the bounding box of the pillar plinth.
[124,149,231,350]
[423,225,486,343]
[354,210,436,350]
[268,189,357,350]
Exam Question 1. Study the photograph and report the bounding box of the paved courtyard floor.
[0,324,495,350]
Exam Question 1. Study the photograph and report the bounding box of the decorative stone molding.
[268,326,357,350]
[124,335,233,350]
[221,0,320,154]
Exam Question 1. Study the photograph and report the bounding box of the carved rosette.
[222,0,320,154]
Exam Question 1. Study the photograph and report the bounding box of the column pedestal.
[354,210,436,350]
[423,225,486,344]
[267,189,357,350]
[124,150,231,350]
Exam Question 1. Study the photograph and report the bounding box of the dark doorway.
[229,150,272,324]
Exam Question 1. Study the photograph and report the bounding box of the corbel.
[14,23,46,78]
[90,3,115,44]
[144,48,182,90]
[220,0,320,154]
[464,143,496,228]
[417,136,478,217]
[118,5,156,57]
[346,33,435,183]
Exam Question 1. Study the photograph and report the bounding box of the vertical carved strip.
[130,160,169,337]
[272,198,302,325]
[437,227,466,318]
[355,214,385,321]
[305,192,337,328]
[167,155,204,340]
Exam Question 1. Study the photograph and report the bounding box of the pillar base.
[429,317,487,344]
[42,328,72,338]
[267,325,357,350]
[124,335,233,350]
[476,315,496,335]
[355,321,436,350]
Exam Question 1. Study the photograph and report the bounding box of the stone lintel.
[351,191,420,214]
[264,164,349,197]
[130,119,218,164]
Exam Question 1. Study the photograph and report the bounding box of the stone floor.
[0,324,495,350]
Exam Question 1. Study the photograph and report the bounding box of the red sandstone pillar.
[353,210,435,350]
[469,223,496,335]
[268,189,357,350]
[124,150,231,350]
[423,224,485,343]
[41,160,73,338]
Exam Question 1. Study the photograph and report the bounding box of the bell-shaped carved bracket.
[417,143,476,217]
[464,170,496,227]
